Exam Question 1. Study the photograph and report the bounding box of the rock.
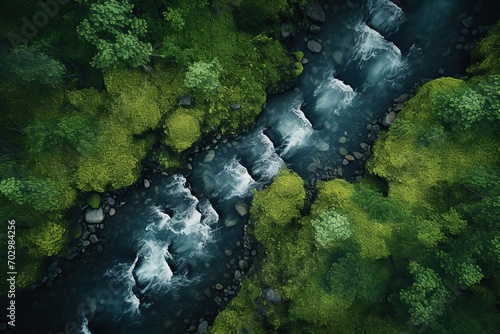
[107,197,116,206]
[230,103,240,110]
[338,136,347,144]
[96,244,104,252]
[353,152,364,160]
[89,234,98,244]
[224,216,237,227]
[309,24,321,34]
[187,163,193,170]
[144,179,150,188]
[393,103,405,112]
[224,249,233,256]
[345,155,355,162]
[438,68,445,75]
[394,93,409,103]
[239,259,249,270]
[306,0,326,23]
[262,287,282,304]
[307,40,322,53]
[339,147,349,156]
[82,240,91,247]
[301,57,309,64]
[234,270,242,280]
[332,51,344,65]
[342,159,349,166]
[462,16,474,28]
[85,208,104,224]
[204,150,215,162]
[197,321,208,334]
[383,111,397,127]
[456,44,463,50]
[360,143,368,150]
[109,208,116,216]
[215,283,223,290]
[178,94,192,107]
[82,230,91,240]
[315,141,329,151]
[281,22,294,38]
[235,202,249,216]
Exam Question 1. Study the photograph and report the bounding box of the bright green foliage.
[399,262,451,327]
[0,45,65,87]
[87,193,101,209]
[435,75,500,130]
[104,69,163,134]
[251,168,305,233]
[76,0,152,69]
[311,209,352,249]
[163,111,201,152]
[20,220,68,257]
[184,59,221,100]
[0,177,65,212]
[468,21,500,75]
[162,7,185,31]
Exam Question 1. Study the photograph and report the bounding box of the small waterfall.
[273,95,314,158]
[314,69,356,116]
[134,240,174,293]
[221,157,258,200]
[104,256,141,318]
[252,131,284,182]
[345,23,407,88]
[366,0,405,35]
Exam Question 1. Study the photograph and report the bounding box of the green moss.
[468,21,500,75]
[87,193,101,209]
[163,110,201,153]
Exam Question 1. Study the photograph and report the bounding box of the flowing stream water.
[11,0,500,333]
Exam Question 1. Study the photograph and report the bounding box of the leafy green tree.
[0,177,61,212]
[25,115,97,155]
[76,0,152,69]
[184,58,221,99]
[399,262,451,327]
[327,253,385,303]
[311,209,352,249]
[0,45,65,87]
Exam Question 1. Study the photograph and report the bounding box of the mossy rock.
[163,111,201,153]
[87,193,101,209]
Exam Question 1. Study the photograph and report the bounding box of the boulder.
[307,40,322,53]
[309,24,321,34]
[85,208,104,224]
[262,287,283,304]
[197,321,208,334]
[383,111,397,127]
[178,94,192,107]
[339,147,349,156]
[107,197,116,206]
[353,151,364,160]
[109,208,116,216]
[204,150,215,162]
[89,234,99,244]
[394,93,409,103]
[338,136,347,144]
[234,270,242,280]
[235,202,249,216]
[345,155,355,162]
[306,0,326,23]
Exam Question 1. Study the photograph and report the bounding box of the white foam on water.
[276,96,314,157]
[367,0,405,35]
[105,256,141,318]
[252,131,284,182]
[222,156,258,200]
[348,23,407,85]
[134,240,174,293]
[314,69,356,115]
[79,317,92,334]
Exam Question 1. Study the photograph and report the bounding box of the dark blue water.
[11,0,500,333]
